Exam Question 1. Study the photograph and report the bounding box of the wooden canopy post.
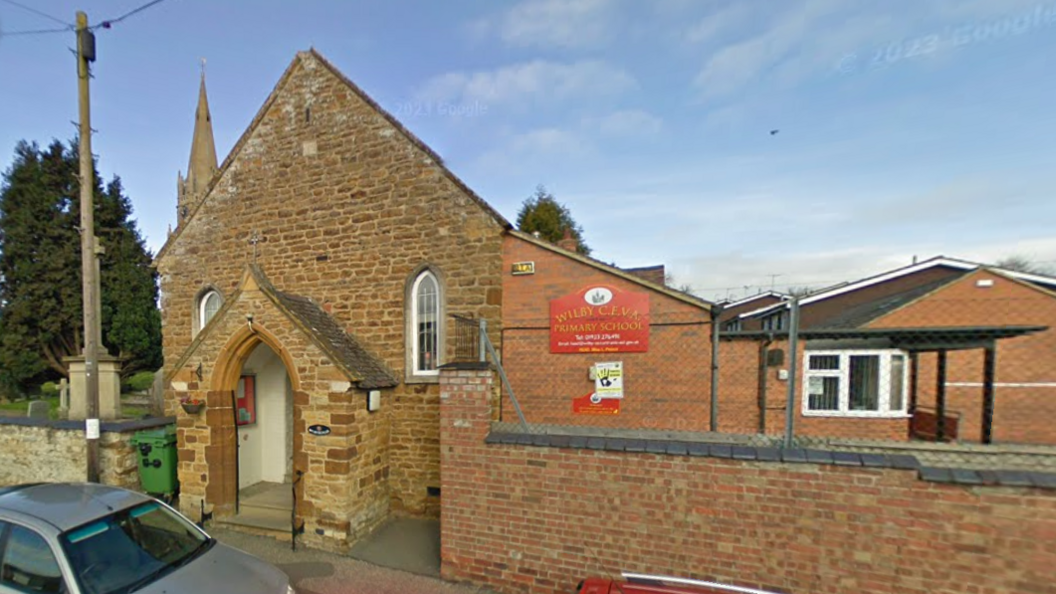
[981,345,997,445]
[909,352,919,415]
[935,350,948,442]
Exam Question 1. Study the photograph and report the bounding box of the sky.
[1,0,1055,303]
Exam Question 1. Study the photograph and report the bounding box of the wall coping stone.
[484,430,1056,490]
[0,416,175,433]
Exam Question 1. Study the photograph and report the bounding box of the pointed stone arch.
[211,323,301,394]
[202,323,304,518]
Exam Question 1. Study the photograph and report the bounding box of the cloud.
[683,3,756,45]
[689,0,1051,102]
[473,127,595,174]
[671,246,911,301]
[495,0,614,49]
[670,235,1056,303]
[587,109,664,136]
[509,127,589,155]
[692,0,848,99]
[417,60,637,108]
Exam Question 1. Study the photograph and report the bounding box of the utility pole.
[76,11,102,483]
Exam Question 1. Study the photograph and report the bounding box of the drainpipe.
[709,305,724,432]
[757,335,773,434]
[783,297,800,448]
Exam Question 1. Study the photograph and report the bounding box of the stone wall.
[440,368,1056,594]
[0,417,174,491]
[157,49,506,517]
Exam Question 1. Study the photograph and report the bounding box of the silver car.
[0,483,294,594]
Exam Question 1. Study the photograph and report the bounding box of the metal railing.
[451,315,529,432]
[291,470,305,551]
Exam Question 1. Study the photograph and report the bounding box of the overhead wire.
[0,0,72,27]
[0,26,70,37]
[0,0,169,40]
[92,0,169,30]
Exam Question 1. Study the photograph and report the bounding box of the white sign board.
[85,418,100,440]
[808,376,825,396]
[594,361,624,399]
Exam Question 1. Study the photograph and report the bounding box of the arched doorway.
[236,342,293,489]
[211,325,300,529]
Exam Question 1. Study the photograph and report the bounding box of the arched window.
[411,271,441,375]
[198,290,222,332]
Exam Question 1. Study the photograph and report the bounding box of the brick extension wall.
[717,337,909,441]
[501,235,711,431]
[440,368,1056,594]
[868,269,1056,444]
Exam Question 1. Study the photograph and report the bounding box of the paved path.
[349,517,441,576]
[209,527,499,594]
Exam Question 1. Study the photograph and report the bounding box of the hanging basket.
[181,402,205,414]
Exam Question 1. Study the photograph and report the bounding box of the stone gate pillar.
[64,354,123,420]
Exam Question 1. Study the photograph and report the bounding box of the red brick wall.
[440,369,1056,594]
[869,270,1056,444]
[501,236,711,431]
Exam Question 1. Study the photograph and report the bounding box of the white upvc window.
[803,350,909,417]
[411,271,441,375]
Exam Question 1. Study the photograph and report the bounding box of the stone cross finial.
[249,231,261,263]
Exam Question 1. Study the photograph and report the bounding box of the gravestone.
[27,400,50,419]
[59,379,70,413]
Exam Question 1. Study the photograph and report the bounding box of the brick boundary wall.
[439,366,1056,594]
[0,417,175,490]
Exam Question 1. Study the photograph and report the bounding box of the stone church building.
[157,49,508,550]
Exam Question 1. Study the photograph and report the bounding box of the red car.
[577,573,783,594]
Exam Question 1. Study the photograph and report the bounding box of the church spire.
[178,60,218,222]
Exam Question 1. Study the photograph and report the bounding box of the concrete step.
[217,506,290,533]
[238,482,293,511]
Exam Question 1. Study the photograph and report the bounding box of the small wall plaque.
[308,425,331,436]
[511,261,535,275]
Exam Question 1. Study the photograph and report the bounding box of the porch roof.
[252,267,399,389]
[722,325,1047,352]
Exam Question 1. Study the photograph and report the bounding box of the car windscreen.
[60,501,213,594]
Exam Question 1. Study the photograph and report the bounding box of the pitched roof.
[739,256,1056,319]
[155,48,510,265]
[719,291,787,310]
[508,230,713,311]
[249,266,398,389]
[623,264,666,285]
[811,273,967,329]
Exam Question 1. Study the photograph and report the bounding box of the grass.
[0,396,60,412]
[0,396,155,419]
